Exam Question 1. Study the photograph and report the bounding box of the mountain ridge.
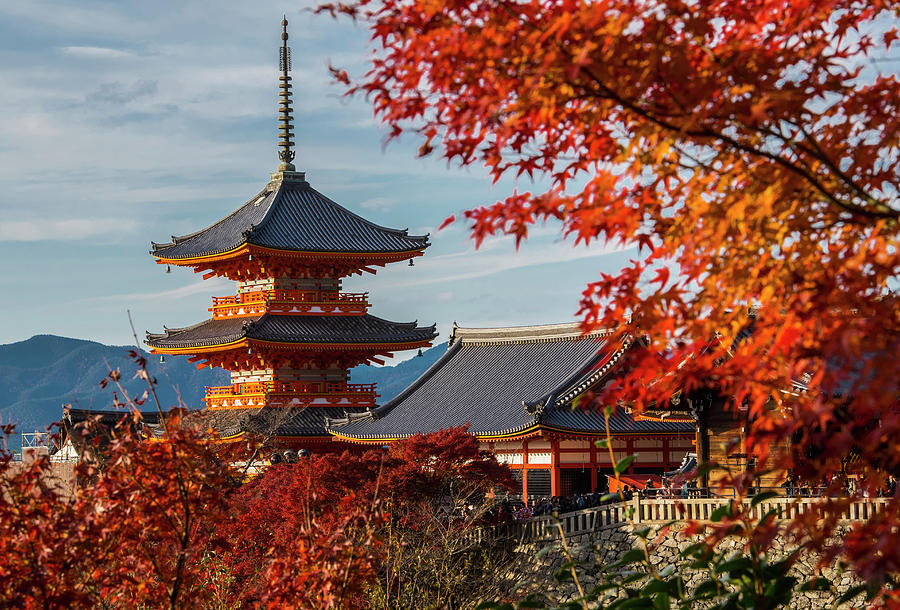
[0,334,445,436]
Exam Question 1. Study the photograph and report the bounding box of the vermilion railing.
[203,380,378,409]
[209,289,369,317]
[206,381,377,394]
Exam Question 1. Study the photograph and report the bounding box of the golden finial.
[277,16,296,172]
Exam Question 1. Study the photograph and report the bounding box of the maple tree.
[320,0,900,595]
[1,351,372,609]
[2,367,512,610]
[220,425,515,607]
[0,414,235,609]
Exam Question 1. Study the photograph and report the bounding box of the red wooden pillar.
[521,440,529,500]
[487,442,496,500]
[662,437,671,469]
[589,439,598,492]
[550,439,561,496]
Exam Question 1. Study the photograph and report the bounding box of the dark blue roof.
[146,314,437,350]
[329,323,694,439]
[151,173,429,259]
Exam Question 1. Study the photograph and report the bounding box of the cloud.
[60,46,134,60]
[358,232,631,293]
[89,277,232,306]
[359,196,395,211]
[0,218,138,242]
[86,80,158,106]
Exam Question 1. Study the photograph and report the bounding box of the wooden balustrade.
[203,380,378,409]
[210,289,369,317]
[462,496,890,545]
[631,496,888,524]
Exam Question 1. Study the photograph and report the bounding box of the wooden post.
[550,439,561,496]
[522,440,529,500]
[589,439,598,492]
[696,409,710,489]
[632,494,641,523]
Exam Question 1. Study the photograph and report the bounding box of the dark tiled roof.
[151,176,429,259]
[59,407,171,452]
[264,407,372,437]
[329,323,692,440]
[541,405,694,434]
[147,317,250,349]
[60,403,370,440]
[146,314,437,350]
[64,407,164,427]
[185,406,371,438]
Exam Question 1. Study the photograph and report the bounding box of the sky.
[0,0,633,357]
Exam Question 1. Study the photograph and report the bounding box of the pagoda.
[146,19,437,444]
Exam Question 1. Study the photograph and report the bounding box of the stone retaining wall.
[495,522,864,608]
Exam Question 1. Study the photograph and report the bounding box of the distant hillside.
[0,334,445,435]
[0,335,228,434]
[349,342,448,402]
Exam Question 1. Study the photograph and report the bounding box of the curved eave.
[214,431,247,442]
[327,431,406,444]
[633,414,696,423]
[536,424,694,438]
[329,423,695,444]
[152,243,251,265]
[147,337,249,355]
[153,242,429,265]
[328,421,545,443]
[148,337,435,355]
[273,434,338,442]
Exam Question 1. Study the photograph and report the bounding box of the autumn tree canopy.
[1,414,512,609]
[322,0,900,584]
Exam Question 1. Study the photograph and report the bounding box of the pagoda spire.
[277,17,296,172]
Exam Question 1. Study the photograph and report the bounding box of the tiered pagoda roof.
[147,314,436,351]
[151,176,429,261]
[328,322,695,441]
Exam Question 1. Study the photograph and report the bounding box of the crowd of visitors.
[481,469,898,524]
[490,474,897,522]
[780,473,897,498]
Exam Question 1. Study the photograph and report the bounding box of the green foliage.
[613,455,636,475]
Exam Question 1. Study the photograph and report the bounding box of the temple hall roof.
[146,314,438,350]
[151,174,429,260]
[328,322,694,440]
[184,406,372,439]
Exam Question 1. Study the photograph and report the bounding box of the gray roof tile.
[330,324,692,439]
[184,406,372,438]
[151,177,429,259]
[146,314,437,350]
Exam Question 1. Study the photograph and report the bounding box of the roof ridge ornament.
[277,17,297,173]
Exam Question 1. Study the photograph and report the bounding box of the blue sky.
[0,0,631,356]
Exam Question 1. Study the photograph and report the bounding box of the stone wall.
[494,522,864,608]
